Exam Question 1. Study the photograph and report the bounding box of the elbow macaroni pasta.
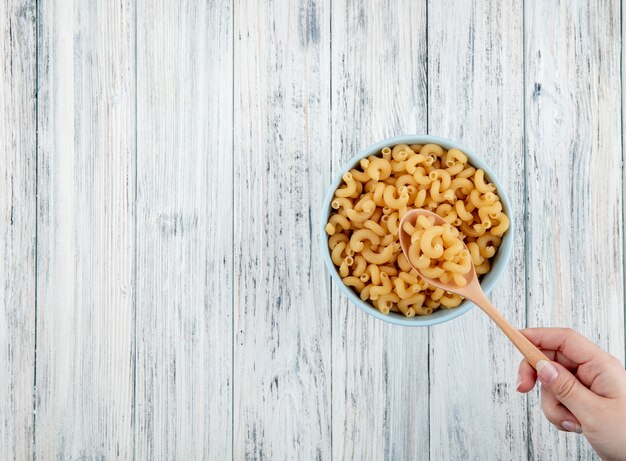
[326,143,509,317]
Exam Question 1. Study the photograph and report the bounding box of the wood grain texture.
[0,0,36,459]
[330,1,430,459]
[427,1,528,459]
[35,0,135,458]
[233,0,332,458]
[623,0,626,371]
[525,1,624,460]
[0,2,623,459]
[135,1,233,459]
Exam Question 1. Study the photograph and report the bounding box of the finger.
[540,386,582,433]
[540,348,625,392]
[539,349,579,371]
[521,328,606,365]
[576,354,626,398]
[536,359,602,416]
[516,359,537,393]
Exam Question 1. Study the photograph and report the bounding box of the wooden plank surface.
[330,1,430,459]
[233,0,332,458]
[623,0,626,373]
[427,1,528,459]
[35,0,136,458]
[525,1,624,460]
[134,1,233,459]
[0,0,36,459]
[0,1,624,459]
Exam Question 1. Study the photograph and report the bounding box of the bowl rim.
[320,134,515,327]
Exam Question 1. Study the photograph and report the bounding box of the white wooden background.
[1,0,624,460]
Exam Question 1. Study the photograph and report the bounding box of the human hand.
[516,328,626,461]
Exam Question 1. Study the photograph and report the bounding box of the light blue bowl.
[320,135,514,327]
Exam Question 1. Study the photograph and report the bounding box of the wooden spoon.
[399,209,548,369]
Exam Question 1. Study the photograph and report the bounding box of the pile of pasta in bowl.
[324,143,510,318]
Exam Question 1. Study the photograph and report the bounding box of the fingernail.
[561,421,582,434]
[516,373,522,391]
[536,360,558,383]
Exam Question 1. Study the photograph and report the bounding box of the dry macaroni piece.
[326,143,510,317]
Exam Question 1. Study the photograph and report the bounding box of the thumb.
[536,359,601,417]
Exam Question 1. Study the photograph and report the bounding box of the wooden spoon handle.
[470,292,549,369]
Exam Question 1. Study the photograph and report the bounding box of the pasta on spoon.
[403,215,472,288]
